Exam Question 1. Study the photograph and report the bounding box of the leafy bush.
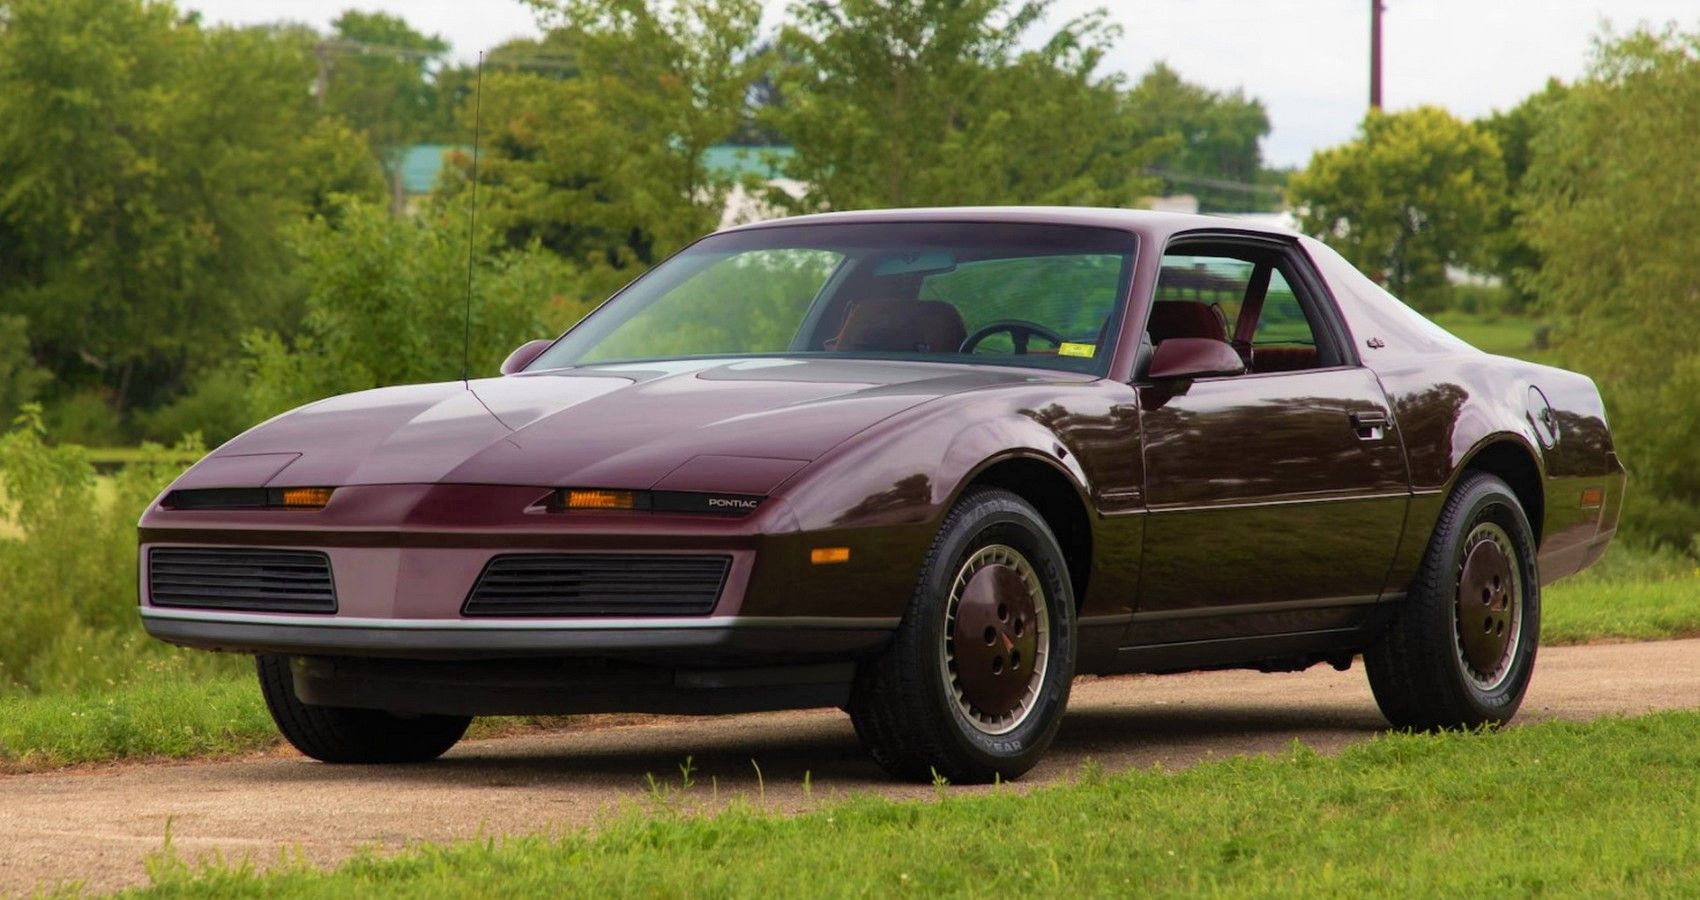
[0,315,49,425]
[247,199,594,419]
[41,388,126,447]
[0,406,233,695]
[136,364,259,449]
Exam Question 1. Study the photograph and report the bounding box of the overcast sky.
[184,0,1699,168]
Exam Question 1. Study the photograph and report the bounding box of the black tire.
[848,487,1077,784]
[1365,472,1540,730]
[255,654,471,764]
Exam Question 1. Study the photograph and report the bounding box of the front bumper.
[138,483,915,663]
[140,607,896,662]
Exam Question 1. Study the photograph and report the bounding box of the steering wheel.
[959,320,1067,355]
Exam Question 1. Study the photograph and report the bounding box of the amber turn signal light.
[563,489,637,510]
[277,487,335,509]
[810,547,851,565]
[1580,487,1605,508]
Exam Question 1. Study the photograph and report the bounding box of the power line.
[314,38,578,72]
[1144,168,1284,196]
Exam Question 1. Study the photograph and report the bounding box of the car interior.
[824,299,968,354]
[1147,247,1337,376]
[803,249,1126,369]
[803,246,1341,379]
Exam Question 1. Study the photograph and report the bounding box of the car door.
[1127,237,1409,646]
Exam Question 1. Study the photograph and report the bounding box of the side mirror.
[500,339,554,375]
[1146,337,1246,381]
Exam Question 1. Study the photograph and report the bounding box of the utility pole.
[1369,0,1384,110]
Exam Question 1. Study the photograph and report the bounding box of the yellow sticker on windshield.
[1058,342,1096,358]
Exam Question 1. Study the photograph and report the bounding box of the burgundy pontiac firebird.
[139,208,1623,782]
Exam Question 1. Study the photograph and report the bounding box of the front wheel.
[848,487,1077,783]
[1365,472,1540,730]
[256,654,471,764]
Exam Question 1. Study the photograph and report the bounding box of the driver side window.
[1151,251,1328,375]
[918,254,1123,362]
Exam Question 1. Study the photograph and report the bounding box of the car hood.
[199,358,1084,491]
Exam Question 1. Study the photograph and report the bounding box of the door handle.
[1351,411,1388,440]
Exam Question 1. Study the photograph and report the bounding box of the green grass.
[0,672,275,771]
[0,669,583,771]
[132,711,1700,896]
[1546,577,1700,644]
[1544,546,1700,644]
[84,446,201,468]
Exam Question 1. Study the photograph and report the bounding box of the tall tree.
[1124,62,1273,211]
[0,0,378,417]
[320,11,450,214]
[1478,79,1569,312]
[425,32,584,160]
[460,0,761,294]
[1521,27,1700,546]
[1287,106,1505,310]
[769,0,1162,209]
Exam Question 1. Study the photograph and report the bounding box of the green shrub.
[136,364,259,448]
[247,199,591,419]
[0,406,213,695]
[41,388,126,446]
[0,315,50,425]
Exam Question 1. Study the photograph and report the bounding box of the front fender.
[773,380,1137,532]
[739,381,1142,623]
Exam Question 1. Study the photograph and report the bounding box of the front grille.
[148,548,337,613]
[463,554,730,617]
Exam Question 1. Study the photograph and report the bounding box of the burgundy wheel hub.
[950,560,1041,720]
[1456,526,1519,685]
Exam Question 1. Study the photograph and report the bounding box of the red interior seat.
[830,300,968,354]
[1250,346,1319,373]
[1147,301,1228,344]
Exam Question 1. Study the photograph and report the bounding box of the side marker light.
[810,547,851,565]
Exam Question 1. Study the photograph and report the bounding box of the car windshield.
[528,222,1138,375]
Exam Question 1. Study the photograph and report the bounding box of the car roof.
[715,206,1300,241]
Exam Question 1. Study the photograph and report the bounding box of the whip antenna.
[461,51,484,385]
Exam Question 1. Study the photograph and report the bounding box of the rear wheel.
[1365,472,1540,730]
[848,487,1077,783]
[256,654,470,764]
